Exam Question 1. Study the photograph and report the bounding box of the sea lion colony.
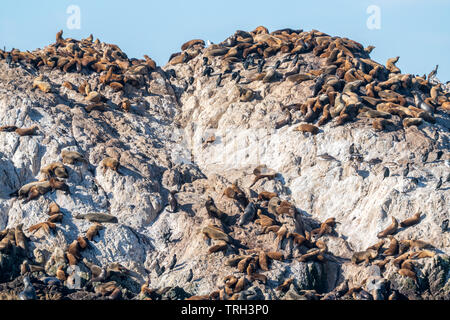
[0,27,449,300]
[167,26,449,132]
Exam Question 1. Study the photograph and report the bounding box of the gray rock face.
[0,28,449,300]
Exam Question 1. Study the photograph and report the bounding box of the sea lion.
[67,240,81,260]
[289,232,307,246]
[14,224,27,252]
[403,118,422,128]
[234,277,247,293]
[400,212,421,228]
[377,217,398,238]
[41,162,68,179]
[208,240,228,254]
[86,223,104,241]
[239,87,255,102]
[249,273,267,285]
[32,76,52,93]
[202,225,231,243]
[61,149,88,165]
[77,236,89,250]
[100,157,120,174]
[311,218,337,239]
[16,125,39,137]
[18,181,51,201]
[120,99,131,113]
[372,118,392,132]
[294,124,319,135]
[398,269,416,281]
[257,191,278,201]
[383,236,398,256]
[258,251,269,271]
[352,249,378,265]
[49,178,70,194]
[75,213,118,223]
[386,57,400,74]
[238,202,256,226]
[266,251,284,261]
[27,222,56,234]
[410,250,435,259]
[205,197,229,222]
[237,257,252,273]
[276,278,294,292]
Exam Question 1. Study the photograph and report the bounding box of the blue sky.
[1,0,449,81]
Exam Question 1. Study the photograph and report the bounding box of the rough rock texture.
[0,28,449,300]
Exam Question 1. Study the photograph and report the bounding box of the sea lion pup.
[86,223,104,241]
[294,123,320,135]
[100,157,120,174]
[351,249,378,265]
[15,125,39,137]
[75,213,118,224]
[205,197,229,223]
[239,202,256,226]
[400,212,421,228]
[41,162,68,179]
[377,217,398,238]
[49,178,70,194]
[61,149,88,165]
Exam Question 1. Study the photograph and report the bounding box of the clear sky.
[1,0,449,81]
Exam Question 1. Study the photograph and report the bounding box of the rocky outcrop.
[0,27,448,300]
